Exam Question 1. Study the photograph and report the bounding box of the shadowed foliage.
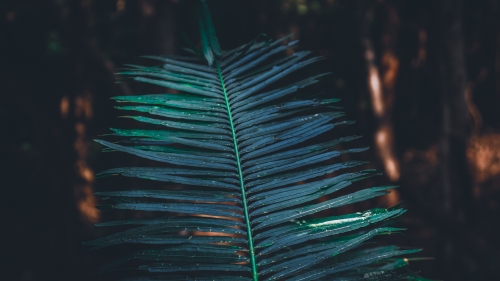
[85,1,428,280]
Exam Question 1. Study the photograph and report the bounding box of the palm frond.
[86,1,427,280]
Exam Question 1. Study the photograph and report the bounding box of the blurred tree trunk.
[437,0,471,223]
[358,0,401,183]
[435,0,473,278]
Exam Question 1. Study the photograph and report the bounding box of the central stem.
[216,62,258,280]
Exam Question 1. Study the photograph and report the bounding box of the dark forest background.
[1,0,500,280]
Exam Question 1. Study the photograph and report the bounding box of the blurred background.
[1,0,499,280]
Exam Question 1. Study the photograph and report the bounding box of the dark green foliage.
[86,1,428,280]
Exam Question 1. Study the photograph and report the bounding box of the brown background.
[1,0,499,280]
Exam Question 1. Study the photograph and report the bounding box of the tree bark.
[359,0,401,183]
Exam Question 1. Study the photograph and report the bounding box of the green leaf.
[200,0,221,56]
[197,1,214,66]
[287,249,422,281]
[248,170,378,204]
[112,94,226,112]
[252,187,397,230]
[98,202,243,218]
[142,55,216,73]
[103,244,247,269]
[123,116,230,134]
[134,77,220,98]
[95,140,236,170]
[259,228,405,279]
[116,105,228,123]
[87,2,426,279]
[255,209,405,255]
[249,170,378,214]
[86,234,247,250]
[95,189,240,203]
[86,224,246,250]
[138,263,250,273]
[122,276,252,281]
[95,216,244,228]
